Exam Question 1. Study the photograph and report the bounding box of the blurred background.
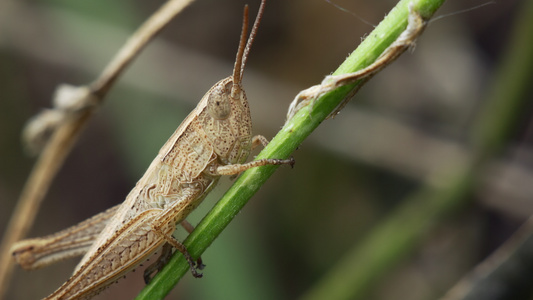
[1,0,532,299]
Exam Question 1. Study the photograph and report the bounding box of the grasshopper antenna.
[241,0,266,79]
[231,0,266,98]
[231,5,249,98]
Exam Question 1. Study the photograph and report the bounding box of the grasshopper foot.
[182,249,203,278]
[288,156,296,168]
[189,263,203,278]
[196,257,206,270]
[143,245,205,281]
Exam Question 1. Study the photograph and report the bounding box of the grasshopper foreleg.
[219,134,295,176]
[215,157,295,176]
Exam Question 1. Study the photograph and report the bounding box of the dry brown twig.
[0,0,196,297]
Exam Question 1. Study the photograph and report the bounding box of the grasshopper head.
[206,0,264,121]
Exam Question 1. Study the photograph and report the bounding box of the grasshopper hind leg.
[143,220,205,283]
[143,237,203,280]
[180,220,205,270]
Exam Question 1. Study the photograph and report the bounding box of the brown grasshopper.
[11,1,294,298]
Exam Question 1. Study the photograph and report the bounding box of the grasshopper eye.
[207,88,231,120]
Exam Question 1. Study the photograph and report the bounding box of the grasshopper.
[11,1,294,298]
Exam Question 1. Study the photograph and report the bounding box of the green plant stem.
[136,0,446,299]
